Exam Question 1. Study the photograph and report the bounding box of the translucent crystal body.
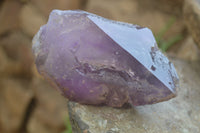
[32,10,178,107]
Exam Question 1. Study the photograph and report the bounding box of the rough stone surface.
[20,3,46,37]
[184,0,200,49]
[68,58,200,133]
[27,78,67,133]
[0,79,33,132]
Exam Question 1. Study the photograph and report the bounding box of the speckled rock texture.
[68,58,200,133]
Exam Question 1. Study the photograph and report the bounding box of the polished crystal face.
[32,10,178,107]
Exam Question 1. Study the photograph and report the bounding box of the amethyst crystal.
[32,10,178,107]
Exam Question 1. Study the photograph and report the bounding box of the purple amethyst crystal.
[32,10,178,107]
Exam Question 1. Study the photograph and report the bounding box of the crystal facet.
[32,10,179,107]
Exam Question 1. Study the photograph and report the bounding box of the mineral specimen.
[32,10,179,107]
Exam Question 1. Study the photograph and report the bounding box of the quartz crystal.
[32,10,179,107]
